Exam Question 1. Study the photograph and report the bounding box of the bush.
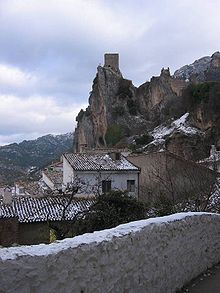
[183,82,219,110]
[76,191,147,234]
[105,124,123,146]
[118,79,133,98]
[112,105,125,116]
[127,99,138,115]
[135,133,153,146]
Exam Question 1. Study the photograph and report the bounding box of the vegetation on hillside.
[0,133,73,185]
[183,81,220,111]
[50,191,147,240]
[105,124,123,146]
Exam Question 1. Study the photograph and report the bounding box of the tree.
[140,152,219,216]
[76,191,147,235]
[47,182,91,240]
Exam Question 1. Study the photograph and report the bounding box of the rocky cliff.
[74,53,220,161]
[174,51,220,82]
[74,61,186,152]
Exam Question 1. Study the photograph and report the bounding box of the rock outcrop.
[74,53,220,162]
[174,51,220,82]
[74,56,186,152]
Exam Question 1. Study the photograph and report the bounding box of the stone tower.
[104,53,119,71]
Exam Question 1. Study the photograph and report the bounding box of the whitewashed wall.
[0,213,220,293]
[62,157,74,187]
[76,170,139,197]
[42,172,55,190]
[62,156,139,197]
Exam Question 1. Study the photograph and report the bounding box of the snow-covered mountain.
[0,133,73,185]
[174,51,220,82]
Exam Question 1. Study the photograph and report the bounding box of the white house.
[41,161,63,192]
[62,152,140,197]
[42,170,62,191]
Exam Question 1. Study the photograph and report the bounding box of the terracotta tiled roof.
[43,170,62,186]
[0,196,94,223]
[63,153,139,171]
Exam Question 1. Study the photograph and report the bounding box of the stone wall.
[128,151,217,203]
[18,222,50,245]
[0,218,18,246]
[104,53,119,70]
[0,213,220,293]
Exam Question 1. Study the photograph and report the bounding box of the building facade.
[62,152,140,197]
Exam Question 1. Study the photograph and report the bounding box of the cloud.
[0,64,38,94]
[0,0,220,144]
[0,94,87,144]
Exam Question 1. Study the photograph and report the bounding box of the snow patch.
[151,113,200,140]
[0,212,218,261]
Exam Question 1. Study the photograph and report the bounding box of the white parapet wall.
[0,212,220,293]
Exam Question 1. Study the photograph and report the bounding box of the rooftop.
[63,153,139,171]
[43,170,63,186]
[0,196,94,223]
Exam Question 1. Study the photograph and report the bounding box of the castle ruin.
[104,53,119,71]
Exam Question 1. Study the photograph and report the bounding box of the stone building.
[128,151,218,204]
[104,53,119,71]
[62,152,140,197]
[0,196,93,246]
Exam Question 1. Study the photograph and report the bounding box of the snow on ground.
[151,113,200,140]
[0,212,218,261]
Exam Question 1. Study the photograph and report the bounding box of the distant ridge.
[0,132,73,185]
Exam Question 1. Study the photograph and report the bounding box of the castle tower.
[104,53,119,71]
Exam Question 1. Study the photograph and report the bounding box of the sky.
[0,0,220,145]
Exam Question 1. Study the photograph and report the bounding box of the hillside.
[0,133,73,185]
[74,53,220,161]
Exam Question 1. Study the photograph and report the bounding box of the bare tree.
[138,152,219,215]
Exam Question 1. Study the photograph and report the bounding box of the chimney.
[3,187,13,205]
[109,152,121,160]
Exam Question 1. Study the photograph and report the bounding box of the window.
[127,180,135,192]
[102,180,111,193]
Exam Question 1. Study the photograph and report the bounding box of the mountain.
[174,51,220,82]
[74,60,186,152]
[0,133,73,185]
[74,53,220,161]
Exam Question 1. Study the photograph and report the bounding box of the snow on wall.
[0,212,220,293]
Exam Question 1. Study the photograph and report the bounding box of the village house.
[128,150,218,205]
[62,152,140,197]
[41,161,63,192]
[0,195,93,246]
[14,180,44,197]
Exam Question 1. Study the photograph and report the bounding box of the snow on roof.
[151,113,201,140]
[0,196,94,223]
[0,212,218,260]
[43,170,62,186]
[63,153,139,171]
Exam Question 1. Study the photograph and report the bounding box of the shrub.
[76,191,147,234]
[105,124,123,146]
[112,105,125,116]
[135,133,153,146]
[183,82,219,110]
[127,99,138,115]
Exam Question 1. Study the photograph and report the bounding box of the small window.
[102,180,111,193]
[127,180,135,192]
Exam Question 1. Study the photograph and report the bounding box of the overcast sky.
[0,0,220,145]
